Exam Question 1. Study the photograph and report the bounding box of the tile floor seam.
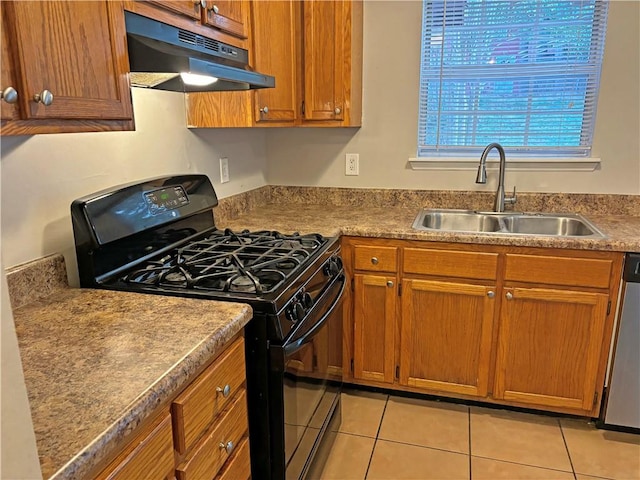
[469,454,577,475]
[558,417,578,480]
[335,430,379,440]
[364,394,389,479]
[372,437,471,457]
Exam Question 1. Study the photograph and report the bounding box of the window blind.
[417,0,609,157]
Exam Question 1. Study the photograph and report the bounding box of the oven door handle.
[283,273,346,357]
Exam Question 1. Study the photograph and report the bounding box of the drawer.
[172,337,246,454]
[505,254,613,289]
[354,245,398,272]
[176,390,249,480]
[97,413,174,480]
[215,436,251,480]
[403,248,499,281]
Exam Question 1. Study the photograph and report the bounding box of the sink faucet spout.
[475,142,516,212]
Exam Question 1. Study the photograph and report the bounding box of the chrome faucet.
[475,142,517,212]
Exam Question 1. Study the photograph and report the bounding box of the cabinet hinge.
[395,365,399,379]
[607,300,611,315]
[398,283,402,296]
[351,358,354,373]
[301,100,305,116]
[593,391,599,407]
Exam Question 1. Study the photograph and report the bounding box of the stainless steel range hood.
[124,11,275,92]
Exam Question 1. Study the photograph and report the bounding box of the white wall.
[266,0,640,194]
[1,89,269,277]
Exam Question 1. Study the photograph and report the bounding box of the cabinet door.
[202,0,250,39]
[400,279,496,398]
[6,1,132,121]
[302,0,344,121]
[353,274,396,384]
[0,4,19,121]
[252,0,299,124]
[146,0,203,20]
[494,287,609,413]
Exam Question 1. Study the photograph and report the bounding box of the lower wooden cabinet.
[342,237,624,417]
[353,273,396,384]
[399,279,496,398]
[96,413,175,480]
[493,286,609,411]
[96,336,250,480]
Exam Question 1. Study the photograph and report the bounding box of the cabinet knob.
[387,281,394,287]
[216,384,231,397]
[506,292,513,300]
[334,107,341,115]
[219,440,234,454]
[260,106,269,114]
[487,291,495,298]
[1,87,18,104]
[210,4,219,13]
[195,0,206,8]
[33,90,53,106]
[371,257,379,265]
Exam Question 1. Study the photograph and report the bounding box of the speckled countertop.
[7,255,252,480]
[222,204,640,253]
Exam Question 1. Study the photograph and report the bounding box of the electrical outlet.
[219,157,230,183]
[345,153,359,176]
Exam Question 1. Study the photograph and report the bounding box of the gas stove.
[70,175,344,480]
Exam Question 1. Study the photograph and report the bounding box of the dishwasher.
[601,253,640,431]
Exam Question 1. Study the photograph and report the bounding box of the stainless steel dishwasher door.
[603,254,640,429]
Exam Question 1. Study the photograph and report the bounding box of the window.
[417,0,609,158]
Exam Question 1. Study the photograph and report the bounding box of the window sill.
[408,157,601,172]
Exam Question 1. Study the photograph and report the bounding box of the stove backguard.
[71,175,218,285]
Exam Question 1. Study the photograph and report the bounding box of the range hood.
[124,12,275,92]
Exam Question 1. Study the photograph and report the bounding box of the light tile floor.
[309,389,640,480]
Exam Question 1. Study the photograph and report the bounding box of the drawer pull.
[487,291,495,298]
[216,384,231,397]
[371,257,379,265]
[219,440,234,455]
[506,292,513,300]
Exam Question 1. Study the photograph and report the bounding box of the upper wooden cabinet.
[187,0,363,128]
[251,0,299,125]
[147,0,250,40]
[202,0,250,39]
[0,1,134,135]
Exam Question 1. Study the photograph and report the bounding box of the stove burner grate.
[121,229,325,294]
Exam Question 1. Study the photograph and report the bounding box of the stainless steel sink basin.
[501,215,599,236]
[419,211,502,233]
[412,209,605,238]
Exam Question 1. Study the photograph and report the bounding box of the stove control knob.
[295,302,305,319]
[328,258,341,276]
[302,292,313,309]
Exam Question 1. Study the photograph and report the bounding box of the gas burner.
[121,229,327,295]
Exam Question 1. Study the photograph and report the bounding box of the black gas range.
[71,175,344,480]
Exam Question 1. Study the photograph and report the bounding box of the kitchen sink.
[419,211,502,233]
[412,209,605,238]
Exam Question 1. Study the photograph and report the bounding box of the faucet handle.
[505,186,517,205]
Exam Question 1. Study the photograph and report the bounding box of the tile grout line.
[363,394,389,479]
[469,453,579,476]
[558,418,578,480]
[468,406,472,480]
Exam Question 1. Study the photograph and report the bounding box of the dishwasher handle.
[624,253,640,283]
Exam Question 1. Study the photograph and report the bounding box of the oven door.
[270,273,345,480]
